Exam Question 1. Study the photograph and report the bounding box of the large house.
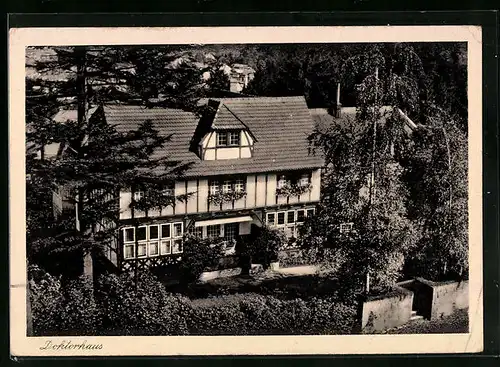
[53,96,324,272]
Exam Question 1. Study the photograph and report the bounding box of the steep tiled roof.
[211,104,248,130]
[101,96,323,178]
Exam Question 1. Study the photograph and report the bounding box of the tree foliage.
[242,42,466,126]
[26,45,204,277]
[301,44,468,289]
[401,106,468,280]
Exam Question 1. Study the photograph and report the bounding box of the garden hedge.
[29,267,357,336]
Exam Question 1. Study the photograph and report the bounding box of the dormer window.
[217,132,227,146]
[228,131,240,146]
[217,131,241,147]
[194,100,257,161]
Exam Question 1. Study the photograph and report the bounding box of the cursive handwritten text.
[40,340,103,351]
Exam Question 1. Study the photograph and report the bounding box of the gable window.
[228,131,240,146]
[217,131,241,147]
[217,132,228,146]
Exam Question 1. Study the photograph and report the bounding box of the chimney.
[333,82,342,118]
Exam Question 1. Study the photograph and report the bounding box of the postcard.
[9,25,483,356]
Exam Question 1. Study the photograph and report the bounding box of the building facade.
[55,96,324,272]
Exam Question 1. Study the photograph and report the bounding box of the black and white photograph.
[10,26,483,356]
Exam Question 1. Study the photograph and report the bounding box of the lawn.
[163,267,343,300]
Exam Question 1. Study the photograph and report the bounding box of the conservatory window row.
[266,208,315,238]
[122,222,184,259]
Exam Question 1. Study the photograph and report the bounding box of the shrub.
[28,265,100,336]
[178,235,224,284]
[240,225,288,269]
[29,268,358,336]
[188,293,357,335]
[95,271,191,336]
[188,299,247,335]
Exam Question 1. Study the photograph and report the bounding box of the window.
[265,208,313,243]
[207,224,221,238]
[173,223,183,238]
[133,190,144,202]
[136,226,147,258]
[222,180,232,193]
[223,223,238,253]
[124,228,135,243]
[228,131,240,146]
[267,213,276,225]
[160,240,171,255]
[191,226,203,238]
[137,243,147,257]
[277,175,288,189]
[235,179,245,192]
[172,239,183,254]
[149,225,159,240]
[162,185,174,196]
[122,222,183,260]
[224,223,238,242]
[123,227,135,259]
[306,208,315,218]
[296,210,305,223]
[161,224,171,239]
[124,245,134,259]
[217,131,241,147]
[277,212,286,226]
[149,241,159,256]
[210,178,246,195]
[217,132,227,146]
[209,180,220,195]
[340,223,354,234]
[137,226,147,242]
[299,174,310,187]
